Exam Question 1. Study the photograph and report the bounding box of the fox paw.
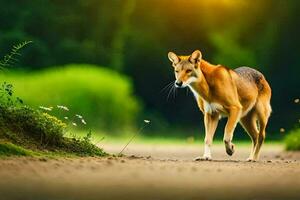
[225,142,235,156]
[246,157,257,162]
[194,156,212,161]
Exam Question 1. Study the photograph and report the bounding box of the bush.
[0,64,141,131]
[285,128,300,151]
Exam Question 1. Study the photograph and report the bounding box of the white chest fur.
[188,85,225,115]
[203,101,224,114]
[188,85,199,100]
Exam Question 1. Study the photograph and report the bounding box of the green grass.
[69,129,282,147]
[0,64,140,131]
[0,105,107,157]
[285,127,300,151]
[0,142,34,157]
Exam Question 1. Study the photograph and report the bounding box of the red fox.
[168,50,272,161]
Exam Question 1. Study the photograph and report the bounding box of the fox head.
[168,50,202,88]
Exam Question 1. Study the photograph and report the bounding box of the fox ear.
[168,52,180,65]
[189,50,202,64]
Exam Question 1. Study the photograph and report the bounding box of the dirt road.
[0,142,300,200]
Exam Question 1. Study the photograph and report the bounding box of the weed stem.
[118,123,149,156]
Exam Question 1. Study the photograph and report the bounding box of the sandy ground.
[0,142,300,200]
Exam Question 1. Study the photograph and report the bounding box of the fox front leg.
[195,112,219,161]
[223,105,242,156]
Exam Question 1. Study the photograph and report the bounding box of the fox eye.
[175,70,179,73]
[186,69,192,73]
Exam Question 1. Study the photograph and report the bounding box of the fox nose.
[175,81,183,87]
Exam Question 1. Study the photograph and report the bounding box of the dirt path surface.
[0,143,300,200]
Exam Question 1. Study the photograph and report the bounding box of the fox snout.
[175,80,183,88]
[175,76,197,88]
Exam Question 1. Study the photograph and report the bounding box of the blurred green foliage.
[285,128,300,151]
[0,65,140,131]
[0,0,299,137]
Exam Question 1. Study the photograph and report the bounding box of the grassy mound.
[285,128,300,151]
[0,142,33,157]
[0,105,107,157]
[0,64,141,131]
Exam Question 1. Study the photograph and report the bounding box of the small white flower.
[81,119,87,125]
[72,122,77,126]
[143,119,150,124]
[57,105,69,111]
[39,106,52,111]
[76,114,83,119]
[64,117,68,120]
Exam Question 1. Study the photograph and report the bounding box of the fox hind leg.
[240,110,259,161]
[253,100,271,160]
